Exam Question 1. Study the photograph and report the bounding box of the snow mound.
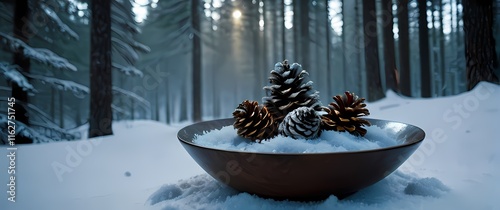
[404,177,450,197]
[149,172,449,210]
[193,125,397,153]
[148,174,239,209]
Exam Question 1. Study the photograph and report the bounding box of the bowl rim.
[177,118,425,156]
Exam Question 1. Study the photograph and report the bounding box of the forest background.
[0,0,499,143]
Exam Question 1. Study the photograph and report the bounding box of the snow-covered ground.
[1,82,499,210]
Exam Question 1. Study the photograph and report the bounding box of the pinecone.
[233,100,278,142]
[263,60,322,123]
[321,91,371,136]
[279,107,321,139]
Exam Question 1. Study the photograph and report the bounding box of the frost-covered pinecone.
[279,107,321,139]
[263,60,322,123]
[233,100,278,142]
[321,91,371,136]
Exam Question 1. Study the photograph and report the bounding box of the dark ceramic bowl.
[178,118,425,200]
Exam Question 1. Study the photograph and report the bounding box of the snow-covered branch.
[111,26,151,53]
[0,98,59,127]
[159,23,191,47]
[154,1,187,16]
[112,62,143,77]
[111,5,135,25]
[112,104,131,117]
[0,114,45,144]
[0,114,78,144]
[0,62,36,93]
[112,16,142,34]
[40,3,79,40]
[27,48,78,71]
[130,40,151,53]
[111,1,141,33]
[0,32,77,71]
[112,37,140,64]
[109,0,150,69]
[26,73,89,98]
[112,86,151,110]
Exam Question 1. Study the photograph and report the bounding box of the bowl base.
[243,190,358,201]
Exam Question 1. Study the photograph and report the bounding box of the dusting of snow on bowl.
[193,125,397,153]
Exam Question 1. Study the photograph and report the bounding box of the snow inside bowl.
[177,118,425,200]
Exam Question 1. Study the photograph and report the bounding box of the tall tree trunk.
[325,0,332,97]
[130,100,135,120]
[192,0,202,121]
[495,0,500,70]
[281,0,286,59]
[210,0,219,119]
[75,98,81,126]
[300,1,310,70]
[438,0,446,95]
[314,1,322,98]
[165,76,171,124]
[494,0,500,70]
[251,0,261,100]
[342,0,361,94]
[293,0,300,61]
[355,0,363,94]
[418,0,431,97]
[12,0,31,143]
[59,91,64,128]
[273,1,279,62]
[455,0,463,92]
[431,0,439,95]
[382,0,399,91]
[116,74,124,120]
[398,0,411,96]
[89,0,113,138]
[456,0,461,49]
[262,0,269,85]
[363,0,384,101]
[341,0,346,91]
[50,87,55,119]
[450,0,457,94]
[463,0,499,90]
[155,89,159,121]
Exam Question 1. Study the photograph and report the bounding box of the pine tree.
[381,0,399,92]
[1,0,84,143]
[192,0,202,121]
[11,0,31,143]
[397,0,411,96]
[89,0,113,138]
[463,0,499,89]
[363,0,384,101]
[418,0,432,97]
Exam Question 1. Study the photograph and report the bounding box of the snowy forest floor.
[1,82,499,210]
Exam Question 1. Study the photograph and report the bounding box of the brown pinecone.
[233,100,278,142]
[279,107,321,139]
[321,91,371,136]
[263,60,322,123]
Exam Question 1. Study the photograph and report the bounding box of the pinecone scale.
[321,91,371,136]
[279,107,321,139]
[263,60,322,123]
[233,100,278,141]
